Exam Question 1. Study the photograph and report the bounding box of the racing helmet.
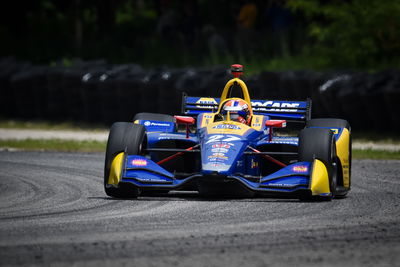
[221,99,251,124]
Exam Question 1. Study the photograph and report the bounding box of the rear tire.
[299,128,338,201]
[104,122,146,198]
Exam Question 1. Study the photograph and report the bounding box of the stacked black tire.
[0,57,399,132]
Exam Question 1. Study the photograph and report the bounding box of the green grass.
[0,139,106,153]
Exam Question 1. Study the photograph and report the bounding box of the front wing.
[107,154,332,198]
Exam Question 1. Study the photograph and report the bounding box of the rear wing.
[181,93,312,126]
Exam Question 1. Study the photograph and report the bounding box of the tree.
[287,0,400,69]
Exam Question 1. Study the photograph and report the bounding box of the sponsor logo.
[209,157,223,162]
[213,124,241,130]
[208,152,228,159]
[252,101,300,108]
[131,159,147,166]
[144,121,172,127]
[196,98,218,109]
[292,165,308,173]
[211,148,228,153]
[252,101,301,113]
[212,143,231,149]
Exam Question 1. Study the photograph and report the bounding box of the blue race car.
[104,64,351,200]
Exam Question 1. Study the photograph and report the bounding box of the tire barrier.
[0,57,399,131]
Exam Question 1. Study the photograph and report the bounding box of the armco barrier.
[0,58,399,132]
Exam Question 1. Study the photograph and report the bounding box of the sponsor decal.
[196,98,218,109]
[208,153,228,159]
[292,165,308,173]
[208,157,228,162]
[252,101,300,108]
[211,148,228,153]
[213,124,241,130]
[144,121,172,127]
[252,101,302,113]
[212,143,231,149]
[131,159,147,166]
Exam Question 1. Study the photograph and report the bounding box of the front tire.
[299,128,338,201]
[104,122,146,198]
[307,118,352,196]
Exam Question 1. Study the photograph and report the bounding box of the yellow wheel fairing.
[310,159,331,196]
[107,152,125,185]
[335,128,350,188]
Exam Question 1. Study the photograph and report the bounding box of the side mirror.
[174,116,195,138]
[265,120,287,128]
[265,120,287,141]
[174,116,195,125]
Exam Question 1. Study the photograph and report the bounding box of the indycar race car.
[104,64,351,200]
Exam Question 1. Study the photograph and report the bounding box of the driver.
[220,99,251,125]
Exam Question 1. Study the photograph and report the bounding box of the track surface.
[0,151,399,267]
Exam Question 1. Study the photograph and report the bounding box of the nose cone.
[201,138,247,175]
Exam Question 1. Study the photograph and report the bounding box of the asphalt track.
[0,151,399,267]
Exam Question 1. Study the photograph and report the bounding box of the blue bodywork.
[120,112,313,196]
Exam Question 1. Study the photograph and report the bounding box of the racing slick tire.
[307,118,352,197]
[104,122,146,198]
[298,128,338,201]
